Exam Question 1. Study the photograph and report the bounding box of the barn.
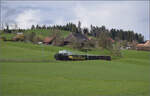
[43,36,56,45]
[64,32,88,45]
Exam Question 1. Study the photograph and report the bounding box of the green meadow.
[0,29,70,40]
[25,29,71,38]
[0,41,150,96]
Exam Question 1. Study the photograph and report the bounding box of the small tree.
[111,42,122,57]
[42,25,46,29]
[87,38,96,48]
[121,40,128,48]
[97,31,113,49]
[24,32,36,42]
[83,28,89,35]
[51,29,64,46]
[32,35,44,43]
[72,39,84,50]
[13,34,25,41]
[4,24,11,33]
[31,25,35,30]
[77,21,82,33]
[130,40,138,50]
[0,36,6,41]
[36,25,40,29]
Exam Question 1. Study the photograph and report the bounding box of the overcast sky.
[1,1,149,40]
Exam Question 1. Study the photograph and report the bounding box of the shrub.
[98,32,113,49]
[51,29,64,46]
[0,37,6,41]
[87,39,96,48]
[32,35,44,43]
[24,32,36,42]
[71,38,83,50]
[13,34,25,41]
[111,42,122,57]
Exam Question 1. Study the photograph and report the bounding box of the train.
[54,50,111,61]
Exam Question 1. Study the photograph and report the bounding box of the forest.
[29,21,144,43]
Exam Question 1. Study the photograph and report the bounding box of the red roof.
[107,37,115,43]
[43,37,55,44]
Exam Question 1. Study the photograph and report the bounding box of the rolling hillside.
[0,29,71,40]
[0,41,112,62]
[0,41,150,96]
[25,29,71,38]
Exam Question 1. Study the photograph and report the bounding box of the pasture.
[25,29,70,38]
[0,41,150,96]
[0,29,70,41]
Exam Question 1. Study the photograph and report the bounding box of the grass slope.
[0,41,111,61]
[0,41,150,96]
[0,29,71,40]
[25,29,71,38]
[0,33,16,40]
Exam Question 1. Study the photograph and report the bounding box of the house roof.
[107,37,115,43]
[136,40,150,47]
[64,33,88,42]
[64,33,74,42]
[144,40,150,47]
[43,36,55,43]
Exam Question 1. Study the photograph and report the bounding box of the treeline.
[31,23,78,32]
[90,25,144,43]
[110,28,144,43]
[3,25,25,33]
[31,21,144,43]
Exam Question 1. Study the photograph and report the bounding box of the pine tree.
[36,25,39,29]
[77,21,81,33]
[31,25,35,30]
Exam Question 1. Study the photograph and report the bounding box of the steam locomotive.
[54,50,111,61]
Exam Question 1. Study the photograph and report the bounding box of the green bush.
[32,35,44,43]
[24,32,36,42]
[111,42,122,57]
[13,34,25,41]
[98,32,113,49]
[0,36,6,41]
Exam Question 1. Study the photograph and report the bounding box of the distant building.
[64,32,88,45]
[107,37,115,43]
[136,40,150,51]
[43,36,56,45]
[38,42,43,44]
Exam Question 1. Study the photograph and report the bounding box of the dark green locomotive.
[54,50,111,61]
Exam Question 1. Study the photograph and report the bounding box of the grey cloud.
[1,1,149,40]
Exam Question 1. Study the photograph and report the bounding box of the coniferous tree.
[36,25,40,29]
[42,25,46,29]
[31,25,35,30]
[77,21,82,33]
[83,28,89,35]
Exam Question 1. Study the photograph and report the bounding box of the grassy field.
[0,41,111,61]
[0,33,16,40]
[25,29,71,38]
[0,29,71,40]
[0,41,150,96]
